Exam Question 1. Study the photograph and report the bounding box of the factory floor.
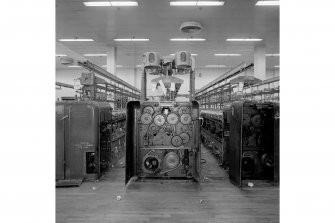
[56,145,279,223]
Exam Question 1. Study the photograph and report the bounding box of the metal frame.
[195,64,280,108]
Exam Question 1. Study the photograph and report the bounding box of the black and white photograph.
[2,1,335,223]
[55,1,279,222]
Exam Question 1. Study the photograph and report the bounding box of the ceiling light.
[226,38,263,41]
[170,38,206,41]
[274,65,280,68]
[83,2,111,6]
[256,1,280,6]
[58,38,94,42]
[114,38,149,41]
[170,1,225,6]
[266,54,280,56]
[84,54,107,57]
[136,65,142,67]
[214,54,241,56]
[67,65,81,68]
[56,54,67,57]
[111,1,138,6]
[205,65,226,68]
[83,1,138,7]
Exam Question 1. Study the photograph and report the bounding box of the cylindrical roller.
[154,114,165,126]
[180,132,190,143]
[171,135,183,147]
[164,152,180,169]
[180,114,192,125]
[141,113,152,125]
[167,113,179,125]
[143,106,154,115]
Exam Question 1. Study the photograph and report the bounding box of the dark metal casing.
[56,101,112,182]
[228,101,279,187]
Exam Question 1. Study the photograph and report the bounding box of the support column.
[254,43,266,80]
[107,46,117,76]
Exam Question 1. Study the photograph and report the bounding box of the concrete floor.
[56,146,279,223]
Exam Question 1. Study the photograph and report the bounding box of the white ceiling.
[56,0,279,69]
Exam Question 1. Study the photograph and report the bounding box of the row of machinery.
[56,98,126,186]
[125,51,201,183]
[201,101,279,186]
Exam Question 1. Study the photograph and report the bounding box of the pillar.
[254,43,266,80]
[107,46,117,76]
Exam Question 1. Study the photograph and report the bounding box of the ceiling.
[56,0,279,70]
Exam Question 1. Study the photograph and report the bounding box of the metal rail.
[56,81,74,89]
[196,63,254,95]
[78,60,140,93]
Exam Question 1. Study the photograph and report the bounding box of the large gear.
[178,106,190,116]
[180,114,192,125]
[141,113,153,125]
[143,106,154,115]
[171,135,183,147]
[167,113,179,125]
[154,114,165,126]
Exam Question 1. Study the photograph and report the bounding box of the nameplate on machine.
[73,142,94,150]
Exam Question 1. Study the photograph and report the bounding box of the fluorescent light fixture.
[67,65,81,68]
[266,54,280,56]
[83,2,111,6]
[256,1,280,6]
[226,38,263,41]
[170,1,225,6]
[56,54,67,57]
[83,1,138,7]
[170,53,198,56]
[170,38,206,41]
[136,65,142,67]
[111,1,138,6]
[214,53,241,56]
[84,54,107,57]
[205,65,226,68]
[114,38,149,41]
[58,38,94,42]
[274,65,280,68]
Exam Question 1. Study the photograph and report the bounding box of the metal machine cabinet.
[56,101,112,185]
[228,101,279,187]
[126,101,201,184]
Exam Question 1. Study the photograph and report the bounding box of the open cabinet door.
[228,101,244,187]
[125,101,141,184]
[56,104,66,180]
[273,103,280,185]
[192,101,201,182]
